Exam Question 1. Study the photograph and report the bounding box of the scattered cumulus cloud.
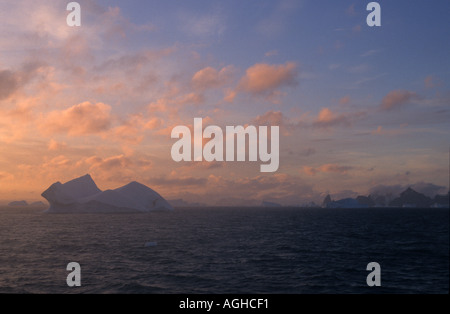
[313,108,365,129]
[303,164,354,176]
[252,110,300,135]
[192,65,235,90]
[265,50,279,57]
[339,96,351,105]
[48,139,67,151]
[40,101,112,136]
[238,62,298,96]
[380,90,419,111]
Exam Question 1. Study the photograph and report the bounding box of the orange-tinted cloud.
[252,110,297,135]
[380,90,418,110]
[192,65,234,90]
[178,92,205,105]
[150,175,208,187]
[223,89,237,103]
[43,155,72,169]
[0,171,14,181]
[339,95,351,105]
[253,110,285,126]
[110,114,146,145]
[423,75,441,89]
[40,101,112,136]
[313,108,365,128]
[303,164,353,176]
[85,154,133,171]
[80,154,153,184]
[48,139,67,151]
[238,62,298,95]
[145,117,164,130]
[371,126,405,136]
[265,50,278,57]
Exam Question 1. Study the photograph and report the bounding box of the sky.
[0,0,449,205]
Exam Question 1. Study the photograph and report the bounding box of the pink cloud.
[42,155,73,169]
[80,154,153,184]
[303,166,318,176]
[238,62,298,95]
[253,110,285,126]
[145,117,164,130]
[380,90,419,110]
[192,65,234,90]
[339,95,351,105]
[303,164,354,176]
[178,92,205,105]
[223,88,237,103]
[86,154,132,171]
[371,126,405,136]
[265,50,278,57]
[313,108,363,128]
[48,139,67,151]
[424,75,441,89]
[252,110,297,135]
[40,101,112,136]
[310,105,368,130]
[0,171,14,181]
[109,114,148,145]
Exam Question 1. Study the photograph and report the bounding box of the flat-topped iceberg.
[41,174,174,213]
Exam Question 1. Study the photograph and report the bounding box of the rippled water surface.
[0,206,448,294]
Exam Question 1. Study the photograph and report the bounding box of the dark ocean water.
[0,206,448,294]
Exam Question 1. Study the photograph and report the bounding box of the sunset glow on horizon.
[0,0,449,205]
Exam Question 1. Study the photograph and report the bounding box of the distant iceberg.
[41,174,174,213]
[326,198,369,209]
[8,200,28,207]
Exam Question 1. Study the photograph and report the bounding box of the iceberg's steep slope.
[41,174,173,213]
[115,181,174,211]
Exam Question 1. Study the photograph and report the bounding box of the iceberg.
[326,198,368,209]
[41,174,174,213]
[8,200,28,207]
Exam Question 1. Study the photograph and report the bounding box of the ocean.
[0,206,448,294]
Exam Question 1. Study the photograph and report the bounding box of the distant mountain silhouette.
[432,192,449,208]
[356,195,375,207]
[321,187,448,208]
[389,187,432,208]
